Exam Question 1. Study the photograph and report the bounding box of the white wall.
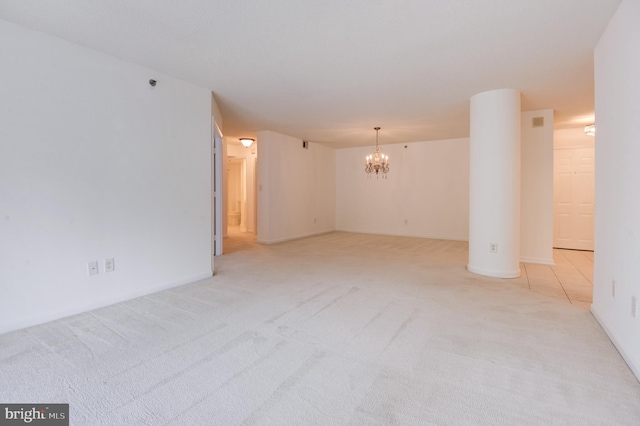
[520,109,554,264]
[0,20,213,334]
[592,0,640,380]
[337,123,552,253]
[336,138,469,240]
[257,131,335,244]
[554,128,595,150]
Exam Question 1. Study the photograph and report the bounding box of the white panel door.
[553,147,595,250]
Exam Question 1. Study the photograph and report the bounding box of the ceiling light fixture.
[365,127,389,178]
[240,138,255,147]
[584,124,595,136]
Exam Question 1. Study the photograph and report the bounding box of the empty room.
[1,1,639,425]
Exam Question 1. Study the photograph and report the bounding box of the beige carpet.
[1,232,639,425]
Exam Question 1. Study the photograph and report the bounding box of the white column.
[468,89,521,278]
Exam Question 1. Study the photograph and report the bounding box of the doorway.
[553,128,595,251]
[227,158,246,233]
[224,141,258,253]
[553,147,595,250]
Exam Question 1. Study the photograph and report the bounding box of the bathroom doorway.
[224,139,257,253]
[227,157,247,234]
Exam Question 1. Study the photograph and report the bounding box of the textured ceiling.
[0,0,621,147]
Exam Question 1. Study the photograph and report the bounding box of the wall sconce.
[240,138,255,148]
[584,124,595,136]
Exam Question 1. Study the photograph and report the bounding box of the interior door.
[212,121,223,262]
[553,147,595,250]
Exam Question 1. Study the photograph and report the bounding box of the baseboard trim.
[520,256,555,265]
[257,230,333,245]
[334,228,468,242]
[0,271,213,336]
[591,305,640,382]
[467,264,521,278]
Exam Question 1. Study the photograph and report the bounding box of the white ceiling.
[0,0,620,147]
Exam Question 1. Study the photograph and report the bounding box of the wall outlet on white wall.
[489,243,498,253]
[87,261,98,276]
[105,258,115,272]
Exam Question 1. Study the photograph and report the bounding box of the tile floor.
[522,249,594,309]
[226,230,594,310]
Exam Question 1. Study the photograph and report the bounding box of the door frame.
[212,120,223,266]
[553,145,595,251]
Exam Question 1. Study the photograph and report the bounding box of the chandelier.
[365,127,389,178]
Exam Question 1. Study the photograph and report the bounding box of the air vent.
[532,117,544,128]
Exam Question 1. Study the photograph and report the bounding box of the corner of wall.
[592,0,640,382]
[520,109,554,265]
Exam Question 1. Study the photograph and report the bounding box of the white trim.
[333,228,468,242]
[257,230,333,245]
[0,272,213,335]
[213,121,223,257]
[214,121,223,138]
[520,256,555,265]
[467,264,521,279]
[590,306,640,382]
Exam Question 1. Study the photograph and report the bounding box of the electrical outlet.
[632,296,637,319]
[612,280,616,298]
[87,261,98,276]
[105,258,115,273]
[489,243,498,253]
